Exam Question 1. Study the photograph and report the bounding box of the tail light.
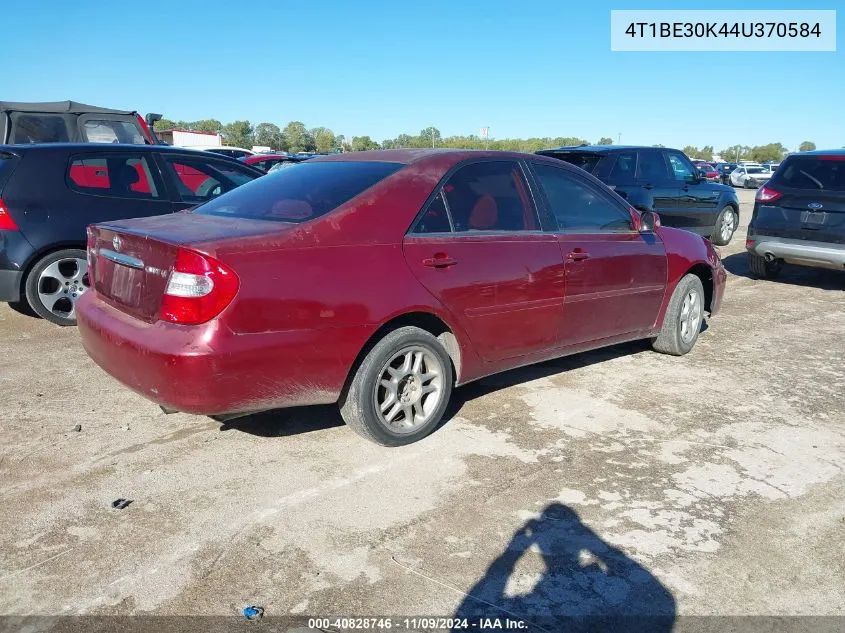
[160,248,239,325]
[756,186,781,202]
[746,238,756,249]
[0,198,19,230]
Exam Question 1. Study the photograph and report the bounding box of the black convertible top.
[0,101,137,115]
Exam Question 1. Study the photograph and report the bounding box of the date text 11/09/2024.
[624,22,822,38]
[307,617,528,630]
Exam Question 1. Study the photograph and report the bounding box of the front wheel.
[340,326,454,446]
[24,249,90,326]
[711,207,737,246]
[652,274,705,356]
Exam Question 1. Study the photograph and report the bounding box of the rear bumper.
[76,293,374,415]
[0,269,22,302]
[748,236,845,270]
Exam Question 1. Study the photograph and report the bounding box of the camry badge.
[112,235,122,251]
[807,202,824,210]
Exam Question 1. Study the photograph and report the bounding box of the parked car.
[716,162,738,185]
[697,165,720,183]
[761,162,780,172]
[746,150,845,279]
[241,153,309,173]
[77,149,726,446]
[197,146,255,159]
[0,143,263,325]
[536,145,740,245]
[730,165,771,189]
[1,100,158,145]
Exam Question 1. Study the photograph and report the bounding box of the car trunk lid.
[756,188,845,244]
[89,212,293,322]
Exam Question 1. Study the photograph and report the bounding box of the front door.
[634,148,680,224]
[666,150,721,235]
[530,162,668,345]
[403,160,566,362]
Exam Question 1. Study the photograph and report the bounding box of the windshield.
[746,168,765,174]
[772,156,845,191]
[194,160,404,222]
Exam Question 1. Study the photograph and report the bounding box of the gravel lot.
[1,189,843,628]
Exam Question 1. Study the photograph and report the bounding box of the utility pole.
[617,132,621,145]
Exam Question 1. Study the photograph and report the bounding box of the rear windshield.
[772,156,845,191]
[541,152,601,173]
[746,167,766,174]
[194,160,404,222]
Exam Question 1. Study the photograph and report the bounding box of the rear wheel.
[340,326,453,446]
[24,249,90,326]
[711,206,737,246]
[652,274,705,356]
[748,252,783,279]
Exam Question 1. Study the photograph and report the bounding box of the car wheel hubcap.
[374,346,444,433]
[679,289,702,344]
[721,211,735,241]
[37,257,89,320]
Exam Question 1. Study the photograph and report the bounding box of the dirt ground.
[1,189,844,630]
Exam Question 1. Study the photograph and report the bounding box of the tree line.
[153,119,817,160]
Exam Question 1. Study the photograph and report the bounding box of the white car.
[730,166,771,189]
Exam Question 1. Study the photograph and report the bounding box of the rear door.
[62,150,171,233]
[761,155,845,243]
[402,159,566,362]
[530,161,667,345]
[634,149,680,221]
[666,149,720,234]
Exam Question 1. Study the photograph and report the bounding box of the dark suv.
[746,150,845,279]
[537,146,740,245]
[0,143,262,325]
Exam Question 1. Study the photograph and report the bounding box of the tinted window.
[413,190,452,233]
[636,150,670,180]
[607,151,637,183]
[11,114,69,143]
[163,157,258,203]
[443,161,538,232]
[667,152,696,181]
[82,119,145,144]
[533,164,633,233]
[772,156,845,191]
[543,152,601,173]
[68,155,160,198]
[746,167,766,174]
[194,160,402,222]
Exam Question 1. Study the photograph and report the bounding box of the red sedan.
[77,150,726,446]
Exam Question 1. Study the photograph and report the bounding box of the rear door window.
[81,119,146,144]
[162,156,259,203]
[772,156,845,191]
[67,154,160,198]
[194,160,402,222]
[636,149,671,181]
[442,161,539,232]
[606,150,637,184]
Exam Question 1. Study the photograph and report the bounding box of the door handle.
[422,254,458,268]
[643,184,654,190]
[566,251,591,262]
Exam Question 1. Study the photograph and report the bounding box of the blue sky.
[2,0,842,151]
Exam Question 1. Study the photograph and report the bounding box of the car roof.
[537,144,678,154]
[790,149,845,157]
[0,143,241,157]
[310,148,537,165]
[0,100,136,115]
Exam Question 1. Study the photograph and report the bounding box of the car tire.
[711,206,738,246]
[339,326,454,446]
[747,252,783,279]
[24,249,90,326]
[651,274,705,357]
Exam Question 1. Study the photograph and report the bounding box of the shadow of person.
[453,503,676,632]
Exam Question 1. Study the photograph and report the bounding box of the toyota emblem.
[112,235,122,251]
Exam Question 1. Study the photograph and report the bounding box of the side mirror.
[638,210,661,232]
